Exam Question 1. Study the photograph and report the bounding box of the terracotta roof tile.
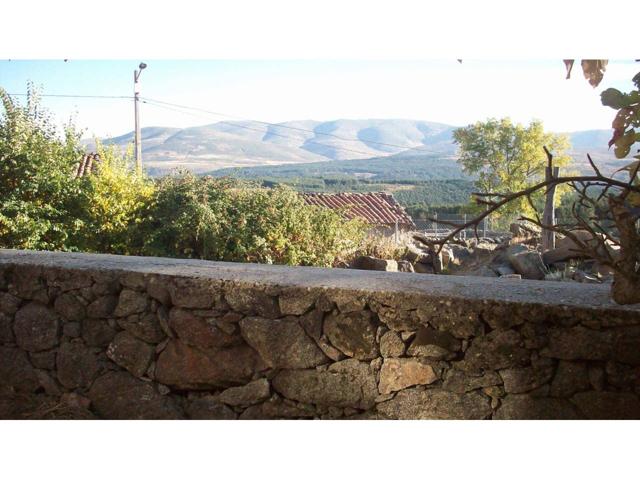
[302,192,415,228]
[73,153,101,179]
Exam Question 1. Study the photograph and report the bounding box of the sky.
[1,59,638,138]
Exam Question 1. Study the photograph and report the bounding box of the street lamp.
[134,62,147,173]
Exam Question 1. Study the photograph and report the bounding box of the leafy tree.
[71,141,155,253]
[452,118,572,219]
[0,85,85,250]
[133,171,366,267]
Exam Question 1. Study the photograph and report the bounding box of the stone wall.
[1,249,639,420]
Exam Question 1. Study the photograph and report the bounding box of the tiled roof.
[73,153,101,179]
[302,192,415,228]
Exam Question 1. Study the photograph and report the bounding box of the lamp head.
[139,62,147,70]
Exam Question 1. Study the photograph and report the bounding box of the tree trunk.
[609,197,640,304]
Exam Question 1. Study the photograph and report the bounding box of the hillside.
[91,119,620,176]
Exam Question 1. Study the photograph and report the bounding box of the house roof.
[302,192,415,228]
[74,153,101,179]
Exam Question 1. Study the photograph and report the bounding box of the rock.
[407,326,461,360]
[464,266,499,277]
[272,359,377,409]
[278,288,318,315]
[507,249,547,280]
[376,388,492,419]
[239,396,316,419]
[56,341,102,389]
[352,256,398,272]
[240,316,328,369]
[605,362,640,391]
[542,326,615,361]
[0,312,13,343]
[499,363,555,394]
[168,308,240,350]
[323,310,379,360]
[35,370,61,396]
[224,285,281,319]
[588,365,605,391]
[457,330,529,373]
[29,350,56,370]
[494,394,581,419]
[117,312,166,344]
[146,277,171,305]
[53,293,86,322]
[106,332,155,378]
[218,378,271,406]
[379,330,406,357]
[82,319,117,347]
[62,322,81,338]
[0,292,21,315]
[442,369,502,394]
[495,264,516,276]
[397,260,414,273]
[0,346,39,393]
[89,371,182,419]
[86,295,118,318]
[417,308,484,339]
[405,244,428,263]
[155,339,261,389]
[13,302,60,352]
[413,262,435,274]
[544,362,588,401]
[571,391,640,419]
[114,289,149,317]
[185,396,237,419]
[378,358,438,394]
[169,278,224,310]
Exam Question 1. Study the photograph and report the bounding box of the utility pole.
[133,62,147,173]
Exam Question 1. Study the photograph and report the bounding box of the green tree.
[0,85,85,250]
[72,141,155,253]
[452,118,572,218]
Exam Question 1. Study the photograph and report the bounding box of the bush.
[71,141,155,253]
[133,171,367,267]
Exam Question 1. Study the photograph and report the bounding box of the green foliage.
[0,85,85,250]
[453,118,572,217]
[601,72,640,160]
[133,171,367,267]
[71,141,155,253]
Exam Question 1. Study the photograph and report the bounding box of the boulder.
[352,256,398,272]
[272,359,377,410]
[86,295,118,318]
[494,394,580,419]
[170,308,240,349]
[53,293,86,322]
[106,331,155,378]
[240,316,328,369]
[379,330,406,357]
[378,358,438,394]
[323,310,379,360]
[82,318,117,347]
[13,302,60,352]
[185,396,237,419]
[442,369,502,394]
[218,378,271,407]
[117,312,166,344]
[407,326,461,360]
[114,289,149,317]
[0,346,39,393]
[155,339,261,389]
[549,361,590,398]
[571,391,640,419]
[396,260,414,273]
[89,371,181,419]
[507,248,547,280]
[376,388,492,420]
[56,341,102,389]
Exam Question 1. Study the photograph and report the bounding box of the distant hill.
[89,119,620,176]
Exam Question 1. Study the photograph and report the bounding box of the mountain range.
[92,119,622,176]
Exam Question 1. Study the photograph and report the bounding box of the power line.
[6,93,133,99]
[140,96,434,153]
[141,98,379,158]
